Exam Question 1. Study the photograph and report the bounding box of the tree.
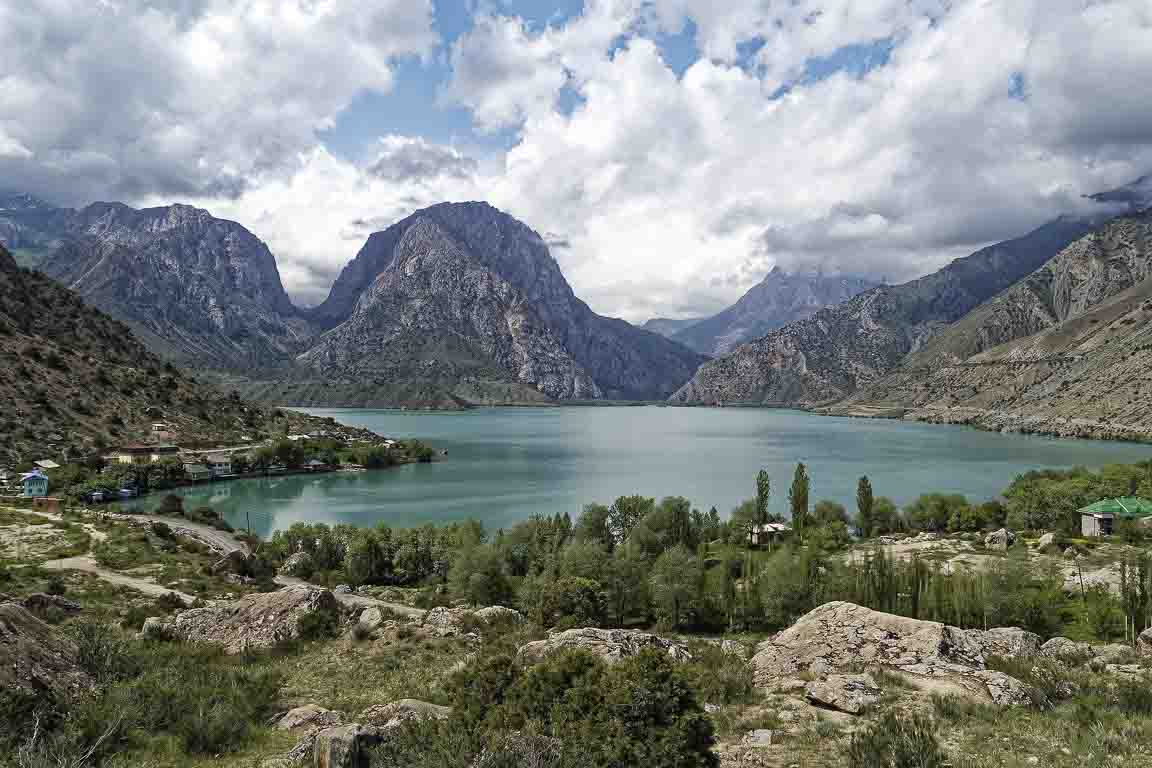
[755,469,771,526]
[871,497,902,535]
[608,495,655,545]
[904,494,968,532]
[789,463,810,531]
[649,547,702,629]
[603,547,650,627]
[575,504,613,550]
[449,544,512,606]
[856,476,875,537]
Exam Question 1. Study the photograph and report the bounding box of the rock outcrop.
[358,699,451,728]
[0,602,91,699]
[174,585,340,653]
[516,627,692,666]
[984,528,1017,551]
[804,673,881,714]
[276,704,344,732]
[279,551,315,578]
[751,602,1036,706]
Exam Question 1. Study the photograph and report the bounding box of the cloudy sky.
[2,1,1150,320]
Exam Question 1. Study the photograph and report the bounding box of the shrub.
[846,711,946,768]
[296,609,340,642]
[46,576,67,596]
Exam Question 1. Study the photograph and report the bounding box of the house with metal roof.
[21,469,49,498]
[1079,497,1152,537]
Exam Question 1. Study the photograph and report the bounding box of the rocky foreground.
[10,582,1152,767]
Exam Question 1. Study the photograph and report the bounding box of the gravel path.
[41,554,196,603]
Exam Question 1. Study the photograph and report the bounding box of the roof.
[1079,497,1152,518]
[751,523,793,533]
[183,463,210,473]
[34,459,60,469]
[21,469,47,481]
[305,459,327,466]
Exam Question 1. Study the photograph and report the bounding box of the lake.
[131,407,1151,538]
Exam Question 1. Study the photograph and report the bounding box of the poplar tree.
[789,463,810,531]
[755,469,771,526]
[856,476,875,538]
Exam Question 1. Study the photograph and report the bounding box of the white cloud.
[4,0,1152,325]
[0,0,437,204]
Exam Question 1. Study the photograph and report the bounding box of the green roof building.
[1079,497,1152,537]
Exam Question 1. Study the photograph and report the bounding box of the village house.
[21,469,49,498]
[183,463,211,482]
[748,522,793,549]
[1080,497,1152,537]
[202,452,234,479]
[107,444,180,465]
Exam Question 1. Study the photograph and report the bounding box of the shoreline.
[295,399,1152,446]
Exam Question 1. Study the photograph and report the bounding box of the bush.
[296,609,340,642]
[847,711,946,768]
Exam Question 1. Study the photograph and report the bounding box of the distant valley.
[642,268,878,356]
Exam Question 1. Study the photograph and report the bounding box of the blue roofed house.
[21,469,49,498]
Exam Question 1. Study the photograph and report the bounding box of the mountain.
[35,203,310,369]
[0,197,312,368]
[669,215,1103,405]
[825,210,1152,440]
[295,202,706,403]
[641,317,702,338]
[671,268,879,356]
[0,243,349,465]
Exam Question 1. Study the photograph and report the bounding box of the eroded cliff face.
[831,211,1152,440]
[34,202,309,368]
[301,202,705,401]
[670,217,1101,405]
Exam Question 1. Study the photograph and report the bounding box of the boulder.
[473,605,524,624]
[1040,637,1096,664]
[1137,627,1152,656]
[422,606,474,637]
[312,724,383,768]
[751,602,1035,707]
[21,593,82,615]
[742,729,775,748]
[1089,643,1133,666]
[279,551,315,578]
[137,616,176,641]
[277,704,343,732]
[358,699,452,728]
[334,585,353,595]
[973,670,1040,707]
[174,585,340,653]
[0,603,91,699]
[959,627,1043,659]
[804,674,881,714]
[751,602,984,684]
[985,528,1017,551]
[356,607,386,634]
[1036,532,1057,550]
[517,627,692,666]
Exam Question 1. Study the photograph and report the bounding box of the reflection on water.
[127,406,1151,538]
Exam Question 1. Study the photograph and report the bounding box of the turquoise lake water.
[131,407,1151,537]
